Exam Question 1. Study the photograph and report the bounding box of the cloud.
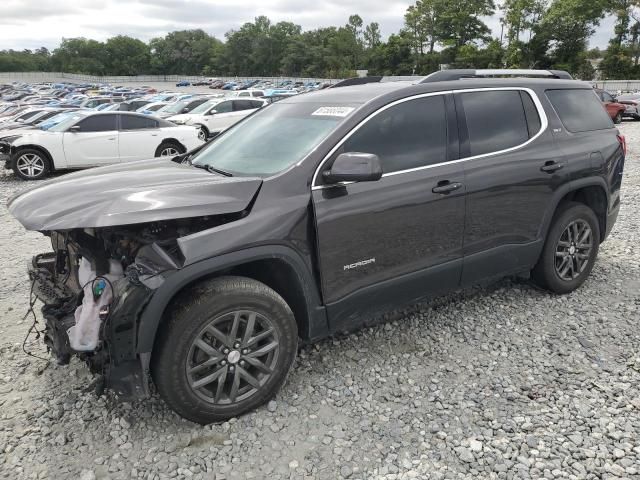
[0,0,613,51]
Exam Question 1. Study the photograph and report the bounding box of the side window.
[120,115,158,130]
[238,92,249,97]
[74,114,117,132]
[252,91,264,97]
[341,95,447,174]
[249,100,264,109]
[546,89,613,133]
[460,90,529,157]
[213,101,232,113]
[233,100,254,111]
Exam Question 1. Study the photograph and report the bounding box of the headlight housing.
[0,135,21,144]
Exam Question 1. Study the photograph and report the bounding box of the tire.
[152,276,298,424]
[532,202,600,294]
[196,124,209,142]
[12,148,51,180]
[634,115,640,121]
[154,141,184,158]
[613,112,623,124]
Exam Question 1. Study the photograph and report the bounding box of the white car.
[4,111,203,180]
[168,98,267,140]
[227,89,265,98]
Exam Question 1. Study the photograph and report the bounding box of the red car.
[595,89,625,124]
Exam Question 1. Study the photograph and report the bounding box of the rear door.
[118,114,161,161]
[456,88,568,284]
[63,114,119,167]
[312,94,466,331]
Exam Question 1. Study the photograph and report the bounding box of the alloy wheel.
[160,147,179,157]
[185,310,280,405]
[16,153,45,179]
[554,219,593,281]
[198,128,207,141]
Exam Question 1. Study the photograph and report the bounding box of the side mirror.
[207,109,217,116]
[322,152,383,184]
[182,107,189,113]
[68,125,81,132]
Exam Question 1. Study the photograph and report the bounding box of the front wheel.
[152,276,298,424]
[12,148,51,180]
[613,112,622,124]
[532,202,600,294]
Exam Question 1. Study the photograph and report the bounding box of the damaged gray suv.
[9,70,624,424]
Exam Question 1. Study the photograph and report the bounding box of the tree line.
[0,0,633,80]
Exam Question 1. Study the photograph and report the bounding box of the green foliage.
[0,1,630,80]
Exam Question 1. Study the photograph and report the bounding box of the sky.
[0,0,615,51]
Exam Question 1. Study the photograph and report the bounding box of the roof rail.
[329,76,382,88]
[418,69,573,83]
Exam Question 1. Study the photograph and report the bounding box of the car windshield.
[190,100,218,114]
[43,112,86,131]
[160,100,191,114]
[191,102,354,176]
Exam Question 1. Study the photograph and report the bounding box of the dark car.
[8,69,625,424]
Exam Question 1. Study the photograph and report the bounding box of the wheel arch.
[540,178,609,244]
[12,144,55,170]
[158,137,186,152]
[137,245,328,354]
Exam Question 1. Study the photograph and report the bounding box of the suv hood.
[8,158,262,231]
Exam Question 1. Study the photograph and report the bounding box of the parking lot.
[0,121,638,479]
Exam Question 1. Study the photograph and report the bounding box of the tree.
[104,36,150,75]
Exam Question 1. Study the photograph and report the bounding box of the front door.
[63,113,119,167]
[312,94,466,332]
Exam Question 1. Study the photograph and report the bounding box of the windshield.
[191,102,353,176]
[41,112,85,131]
[160,100,191,114]
[190,100,218,114]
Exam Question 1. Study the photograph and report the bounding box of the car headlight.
[0,135,21,144]
[171,119,185,124]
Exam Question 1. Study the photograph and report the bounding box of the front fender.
[136,245,326,353]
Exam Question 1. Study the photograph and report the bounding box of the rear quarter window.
[546,89,613,133]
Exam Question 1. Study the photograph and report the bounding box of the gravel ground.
[0,123,639,480]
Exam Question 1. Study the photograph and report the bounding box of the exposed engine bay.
[29,214,238,399]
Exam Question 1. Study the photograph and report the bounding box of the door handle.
[107,137,116,141]
[432,180,463,194]
[541,161,563,173]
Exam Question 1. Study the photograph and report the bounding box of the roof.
[281,78,590,106]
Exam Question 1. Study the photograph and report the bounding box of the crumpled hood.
[8,158,262,230]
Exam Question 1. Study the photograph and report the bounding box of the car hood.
[8,158,263,231]
[167,114,193,122]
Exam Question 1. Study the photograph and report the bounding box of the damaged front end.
[29,215,234,400]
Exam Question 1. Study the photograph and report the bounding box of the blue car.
[176,80,191,87]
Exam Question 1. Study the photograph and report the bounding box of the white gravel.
[0,122,639,480]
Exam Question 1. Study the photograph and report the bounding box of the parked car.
[595,89,625,124]
[6,69,624,424]
[227,90,265,98]
[167,98,267,140]
[615,93,640,120]
[2,111,203,180]
[136,102,170,115]
[155,97,211,119]
[78,97,114,109]
[208,80,225,89]
[176,80,191,87]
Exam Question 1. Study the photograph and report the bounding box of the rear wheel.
[155,141,184,157]
[532,202,600,294]
[613,111,622,124]
[196,125,209,142]
[12,148,51,180]
[152,276,298,424]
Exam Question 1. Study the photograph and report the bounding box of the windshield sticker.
[311,106,355,117]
